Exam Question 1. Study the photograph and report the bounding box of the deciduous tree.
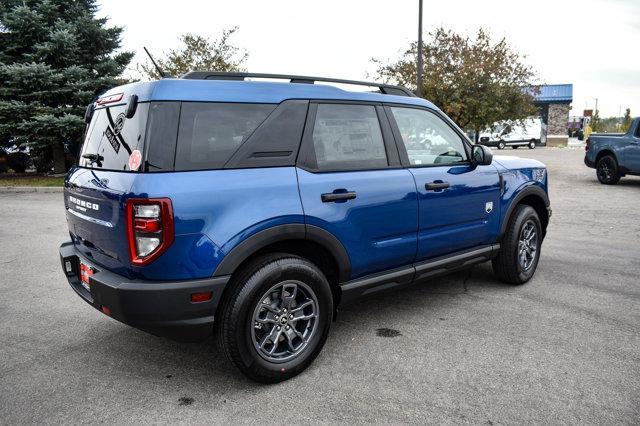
[137,28,247,80]
[372,28,539,140]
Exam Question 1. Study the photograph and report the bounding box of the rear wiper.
[82,153,104,165]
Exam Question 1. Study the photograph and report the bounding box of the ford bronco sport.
[59,72,551,383]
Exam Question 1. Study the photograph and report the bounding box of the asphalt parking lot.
[1,147,639,424]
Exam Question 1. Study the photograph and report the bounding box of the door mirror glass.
[472,144,493,166]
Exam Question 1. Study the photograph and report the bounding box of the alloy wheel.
[251,280,319,363]
[518,220,538,271]
[597,158,614,182]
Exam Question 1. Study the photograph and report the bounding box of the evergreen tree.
[0,0,133,173]
[621,108,631,132]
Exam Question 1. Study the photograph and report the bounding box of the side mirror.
[472,144,493,166]
[125,94,138,119]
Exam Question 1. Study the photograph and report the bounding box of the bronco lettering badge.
[69,196,99,212]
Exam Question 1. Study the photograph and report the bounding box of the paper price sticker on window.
[129,150,142,171]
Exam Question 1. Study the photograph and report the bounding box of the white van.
[479,118,542,149]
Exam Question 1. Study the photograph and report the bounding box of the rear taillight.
[585,137,590,152]
[126,198,174,266]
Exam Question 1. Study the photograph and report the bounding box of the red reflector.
[134,218,161,233]
[96,93,123,105]
[101,306,112,316]
[191,292,212,303]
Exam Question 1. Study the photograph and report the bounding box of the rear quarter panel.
[587,135,627,166]
[129,167,304,280]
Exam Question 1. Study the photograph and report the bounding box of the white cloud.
[98,0,640,117]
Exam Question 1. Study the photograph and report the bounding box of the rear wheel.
[528,140,536,149]
[497,141,506,150]
[596,155,620,184]
[492,205,542,285]
[217,253,332,383]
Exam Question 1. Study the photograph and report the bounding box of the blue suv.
[59,72,551,382]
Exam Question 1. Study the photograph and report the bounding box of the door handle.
[425,182,450,191]
[321,191,357,202]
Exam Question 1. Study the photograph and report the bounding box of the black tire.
[492,205,542,285]
[216,253,333,383]
[497,141,506,150]
[596,155,620,185]
[528,140,536,149]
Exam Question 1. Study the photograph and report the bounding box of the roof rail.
[180,71,416,97]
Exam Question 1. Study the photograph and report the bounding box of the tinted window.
[174,103,276,171]
[79,103,149,171]
[145,102,180,172]
[391,107,467,166]
[311,104,388,170]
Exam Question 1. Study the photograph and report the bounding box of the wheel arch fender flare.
[595,148,618,164]
[213,224,352,282]
[499,185,550,238]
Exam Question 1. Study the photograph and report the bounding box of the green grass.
[0,175,64,187]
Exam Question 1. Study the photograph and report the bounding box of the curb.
[0,186,63,193]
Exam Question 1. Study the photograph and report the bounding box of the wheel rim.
[597,158,613,181]
[251,280,319,363]
[518,220,538,271]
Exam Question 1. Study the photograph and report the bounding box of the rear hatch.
[64,94,149,277]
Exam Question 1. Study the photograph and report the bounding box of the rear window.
[79,103,149,171]
[174,103,276,171]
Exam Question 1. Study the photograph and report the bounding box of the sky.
[98,0,640,118]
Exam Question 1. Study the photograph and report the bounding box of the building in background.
[533,84,573,147]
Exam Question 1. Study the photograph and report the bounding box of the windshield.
[79,103,149,171]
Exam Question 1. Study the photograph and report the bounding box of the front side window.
[311,104,388,170]
[390,107,468,166]
[174,102,276,171]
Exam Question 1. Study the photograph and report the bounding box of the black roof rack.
[180,71,416,97]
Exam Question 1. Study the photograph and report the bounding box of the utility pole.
[416,0,423,97]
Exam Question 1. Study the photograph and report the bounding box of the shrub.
[0,148,7,173]
[7,152,32,173]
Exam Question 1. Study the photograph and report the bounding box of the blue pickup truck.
[59,72,551,382]
[584,117,640,184]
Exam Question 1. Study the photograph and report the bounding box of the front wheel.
[217,253,333,383]
[596,155,620,184]
[528,140,536,149]
[497,141,506,150]
[492,205,542,285]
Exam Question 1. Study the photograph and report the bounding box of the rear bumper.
[584,155,596,168]
[59,241,229,340]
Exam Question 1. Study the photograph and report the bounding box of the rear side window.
[310,104,388,170]
[80,103,149,171]
[174,103,276,171]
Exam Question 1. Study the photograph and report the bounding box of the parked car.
[59,72,551,383]
[479,118,542,150]
[584,117,640,184]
